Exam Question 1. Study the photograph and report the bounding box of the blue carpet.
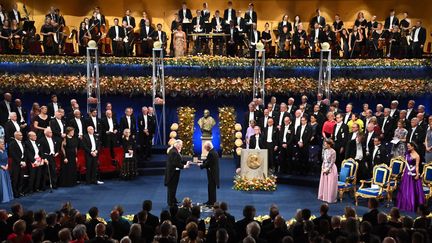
[0,158,416,219]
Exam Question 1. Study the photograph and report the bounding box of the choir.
[0,3,428,58]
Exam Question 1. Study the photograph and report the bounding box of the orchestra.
[0,3,428,59]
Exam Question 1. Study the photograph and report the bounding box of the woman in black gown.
[33,106,50,139]
[60,127,78,187]
[121,128,137,180]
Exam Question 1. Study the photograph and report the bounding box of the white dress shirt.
[366,132,373,152]
[413,27,420,42]
[254,135,260,149]
[143,115,148,129]
[263,116,268,128]
[351,132,358,140]
[5,101,11,114]
[389,16,394,28]
[355,142,363,160]
[334,123,342,140]
[266,126,273,143]
[382,116,388,133]
[75,118,83,136]
[107,117,114,132]
[115,26,119,39]
[407,108,413,118]
[0,12,4,23]
[126,116,131,129]
[390,109,396,117]
[282,125,289,143]
[278,112,284,126]
[248,112,255,122]
[126,16,130,26]
[17,107,24,123]
[56,118,64,134]
[16,139,24,158]
[344,113,350,124]
[91,116,97,132]
[372,145,379,162]
[299,125,306,142]
[237,17,243,31]
[89,134,96,151]
[294,118,301,134]
[410,127,416,142]
[253,31,258,44]
[47,137,55,155]
[31,140,40,159]
[12,120,20,132]
[53,103,59,113]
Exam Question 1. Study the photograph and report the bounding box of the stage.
[0,156,417,219]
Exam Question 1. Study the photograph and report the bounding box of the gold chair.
[355,164,391,206]
[338,158,358,201]
[421,162,432,202]
[387,156,407,203]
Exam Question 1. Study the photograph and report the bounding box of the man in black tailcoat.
[165,140,190,206]
[198,141,220,206]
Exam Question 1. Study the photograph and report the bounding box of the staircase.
[137,145,168,176]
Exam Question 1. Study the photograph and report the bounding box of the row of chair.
[336,157,432,206]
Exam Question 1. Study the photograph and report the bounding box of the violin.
[284,39,290,51]
[314,40,321,52]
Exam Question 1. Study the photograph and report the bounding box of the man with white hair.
[8,131,26,197]
[0,92,16,126]
[25,131,43,193]
[49,110,66,141]
[165,140,191,206]
[389,100,399,119]
[82,126,101,185]
[39,127,60,189]
[406,100,417,121]
[68,109,85,139]
[198,141,220,205]
[379,108,395,144]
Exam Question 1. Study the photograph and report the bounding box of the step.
[276,174,320,187]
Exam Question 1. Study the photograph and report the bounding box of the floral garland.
[0,54,429,67]
[218,107,236,156]
[233,175,277,191]
[0,74,430,96]
[177,107,196,156]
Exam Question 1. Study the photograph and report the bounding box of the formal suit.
[122,15,136,28]
[164,147,186,205]
[310,15,326,28]
[200,148,220,204]
[244,10,257,32]
[275,111,290,127]
[4,120,21,144]
[411,27,427,58]
[82,133,101,184]
[371,144,388,166]
[101,116,119,159]
[384,16,399,30]
[258,116,270,130]
[249,134,265,150]
[223,8,236,25]
[68,117,86,138]
[47,102,62,118]
[49,118,65,141]
[249,30,260,57]
[278,123,295,173]
[178,8,193,34]
[263,126,278,169]
[379,116,395,143]
[24,140,42,192]
[406,108,417,122]
[243,111,259,132]
[295,124,313,174]
[346,138,369,179]
[137,114,155,159]
[8,139,25,196]
[0,100,16,126]
[407,126,426,161]
[108,25,126,56]
[225,26,239,57]
[154,30,168,54]
[332,122,349,168]
[15,106,28,134]
[39,136,60,189]
[86,116,102,135]
[8,10,22,24]
[119,115,137,137]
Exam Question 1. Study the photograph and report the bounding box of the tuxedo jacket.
[314,101,328,115]
[154,30,168,45]
[137,114,156,135]
[390,109,400,120]
[101,116,119,134]
[278,123,295,146]
[235,17,246,32]
[223,9,237,24]
[81,134,101,155]
[68,117,87,137]
[49,118,66,139]
[243,111,259,128]
[258,116,270,130]
[178,8,193,22]
[249,30,260,45]
[286,105,297,116]
[249,135,265,150]
[139,24,155,39]
[411,27,427,45]
[278,21,293,34]
[302,103,313,115]
[192,17,205,30]
[345,140,366,160]
[406,109,417,122]
[379,116,395,142]
[85,116,102,134]
[310,15,326,28]
[24,140,41,164]
[332,123,349,149]
[0,100,16,125]
[108,26,126,40]
[15,107,28,125]
[407,126,426,148]
[122,16,136,28]
[38,136,60,159]
[200,10,211,23]
[275,111,291,126]
[310,29,326,44]
[225,27,239,43]
[8,139,25,166]
[8,10,22,23]
[364,131,377,154]
[295,124,313,147]
[244,11,257,24]
[4,120,20,143]
[371,145,388,165]
[211,17,224,32]
[164,147,186,185]
[200,148,220,187]
[384,16,399,30]
[47,102,62,118]
[119,115,137,135]
[263,126,279,146]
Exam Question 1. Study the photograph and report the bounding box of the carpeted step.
[276,174,320,187]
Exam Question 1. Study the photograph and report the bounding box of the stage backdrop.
[7,0,432,48]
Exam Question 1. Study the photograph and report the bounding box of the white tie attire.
[107,118,114,132]
[16,139,24,159]
[409,127,416,142]
[47,137,55,155]
[12,121,20,132]
[75,118,83,136]
[91,116,97,132]
[90,134,96,151]
[56,118,64,134]
[254,135,260,149]
[267,126,273,143]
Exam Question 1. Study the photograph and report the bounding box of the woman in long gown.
[121,128,137,180]
[59,127,78,187]
[396,142,425,212]
[391,120,408,157]
[318,139,338,203]
[0,139,14,203]
[174,25,186,57]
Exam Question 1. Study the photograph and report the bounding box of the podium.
[240,149,268,179]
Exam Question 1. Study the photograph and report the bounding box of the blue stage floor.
[0,158,415,219]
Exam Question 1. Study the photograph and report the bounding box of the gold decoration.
[177,107,196,156]
[235,123,242,131]
[168,138,176,146]
[247,154,262,169]
[235,132,243,139]
[169,131,177,138]
[236,147,242,156]
[235,139,243,147]
[218,107,236,155]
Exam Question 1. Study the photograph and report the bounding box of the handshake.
[184,160,203,169]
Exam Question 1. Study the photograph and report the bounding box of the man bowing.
[198,141,220,206]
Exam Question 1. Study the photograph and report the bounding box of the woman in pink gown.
[318,139,338,203]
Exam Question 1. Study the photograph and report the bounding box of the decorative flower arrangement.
[233,175,277,191]
[177,107,196,156]
[0,74,430,96]
[0,55,429,67]
[218,107,236,155]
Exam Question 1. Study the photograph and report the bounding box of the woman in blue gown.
[396,142,425,212]
[0,139,14,203]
